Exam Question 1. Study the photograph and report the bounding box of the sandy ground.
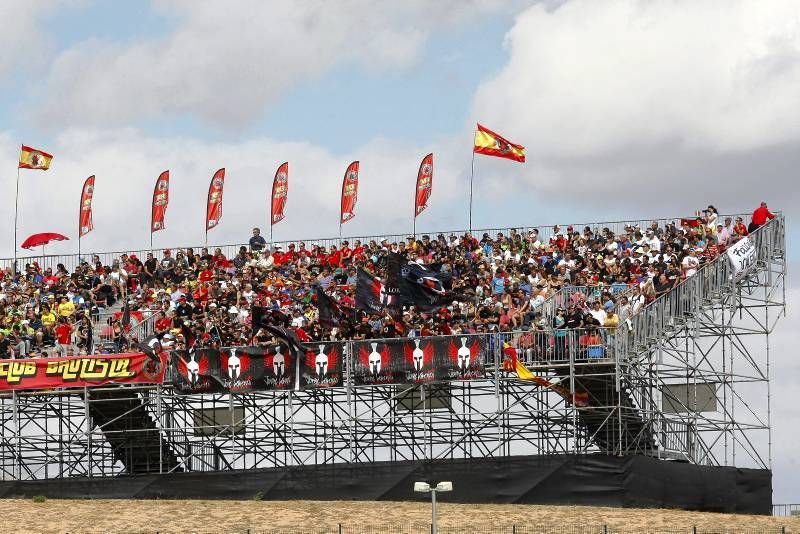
[0,499,797,534]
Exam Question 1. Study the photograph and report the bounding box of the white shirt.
[682,255,700,277]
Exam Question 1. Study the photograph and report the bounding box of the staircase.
[542,216,784,456]
[91,299,125,353]
[88,388,181,475]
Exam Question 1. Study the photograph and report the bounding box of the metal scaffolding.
[0,215,786,480]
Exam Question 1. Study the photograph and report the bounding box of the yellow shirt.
[40,311,56,328]
[57,301,76,317]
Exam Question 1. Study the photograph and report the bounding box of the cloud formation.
[468,0,800,222]
[35,0,509,129]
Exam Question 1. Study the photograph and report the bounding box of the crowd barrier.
[0,213,753,272]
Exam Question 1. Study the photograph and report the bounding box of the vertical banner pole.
[13,167,20,275]
[469,149,476,234]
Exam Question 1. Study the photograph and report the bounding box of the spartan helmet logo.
[84,185,93,196]
[347,170,357,181]
[273,346,285,378]
[457,337,471,370]
[157,179,169,191]
[153,221,162,230]
[412,339,424,372]
[277,171,287,183]
[212,177,224,188]
[421,163,432,176]
[315,345,329,376]
[368,343,382,375]
[228,349,241,380]
[186,353,199,385]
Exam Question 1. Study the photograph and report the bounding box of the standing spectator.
[55,318,74,356]
[249,228,267,251]
[749,202,775,232]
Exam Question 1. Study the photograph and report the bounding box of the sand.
[0,499,796,534]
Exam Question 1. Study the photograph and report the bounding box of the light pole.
[414,481,453,534]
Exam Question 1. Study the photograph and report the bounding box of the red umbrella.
[21,232,69,250]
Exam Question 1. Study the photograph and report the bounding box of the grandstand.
[0,210,786,514]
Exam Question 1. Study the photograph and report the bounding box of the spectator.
[249,228,267,251]
[749,202,775,232]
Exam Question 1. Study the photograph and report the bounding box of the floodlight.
[414,481,431,493]
[435,481,453,492]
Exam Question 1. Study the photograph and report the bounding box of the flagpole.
[13,166,20,275]
[469,148,476,234]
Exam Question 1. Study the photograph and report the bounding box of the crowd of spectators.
[0,202,774,358]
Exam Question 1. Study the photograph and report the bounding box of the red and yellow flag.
[502,343,589,407]
[18,145,53,170]
[473,124,525,162]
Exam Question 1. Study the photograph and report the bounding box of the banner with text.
[0,353,166,391]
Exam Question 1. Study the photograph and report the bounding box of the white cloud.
[473,0,800,158]
[35,0,512,129]
[465,0,800,228]
[0,1,75,81]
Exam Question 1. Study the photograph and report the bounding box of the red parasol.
[21,232,69,250]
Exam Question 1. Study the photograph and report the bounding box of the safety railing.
[0,213,752,272]
[620,214,783,364]
[773,503,800,516]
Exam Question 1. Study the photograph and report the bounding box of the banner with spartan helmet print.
[300,341,345,389]
[352,336,488,386]
[171,345,297,394]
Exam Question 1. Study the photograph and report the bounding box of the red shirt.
[328,251,342,268]
[751,206,775,225]
[55,323,72,345]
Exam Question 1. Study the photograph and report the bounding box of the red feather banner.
[151,170,169,233]
[340,161,359,224]
[79,175,95,237]
[271,162,289,226]
[206,168,225,231]
[414,153,433,217]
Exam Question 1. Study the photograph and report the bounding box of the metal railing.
[773,503,800,516]
[0,213,753,272]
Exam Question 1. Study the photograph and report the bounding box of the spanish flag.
[502,342,589,407]
[18,145,53,170]
[473,124,525,163]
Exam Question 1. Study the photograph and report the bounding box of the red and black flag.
[356,267,395,315]
[399,261,458,312]
[206,168,225,231]
[414,153,433,217]
[271,162,288,225]
[340,161,359,224]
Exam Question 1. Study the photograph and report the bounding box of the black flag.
[400,261,457,312]
[356,268,394,314]
[315,286,342,328]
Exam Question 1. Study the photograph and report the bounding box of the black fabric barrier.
[0,454,771,514]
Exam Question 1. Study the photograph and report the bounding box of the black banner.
[352,336,487,385]
[300,342,345,388]
[171,336,485,393]
[172,348,224,395]
[172,346,296,394]
[352,340,406,386]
